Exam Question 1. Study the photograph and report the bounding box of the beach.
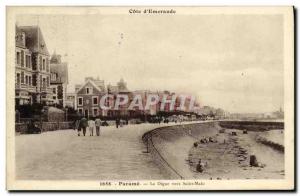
[148,121,284,180]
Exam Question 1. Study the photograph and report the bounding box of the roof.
[50,51,62,64]
[15,26,26,48]
[17,26,49,56]
[117,78,129,92]
[76,79,104,94]
[107,84,119,93]
[83,77,105,91]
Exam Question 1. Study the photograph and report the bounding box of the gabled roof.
[18,26,49,56]
[76,79,104,94]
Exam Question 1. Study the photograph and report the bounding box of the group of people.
[74,117,102,136]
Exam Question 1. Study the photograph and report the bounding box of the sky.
[16,13,284,113]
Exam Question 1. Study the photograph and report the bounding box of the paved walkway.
[16,123,178,180]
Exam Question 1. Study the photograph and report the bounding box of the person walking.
[116,118,120,128]
[75,119,81,136]
[88,119,95,136]
[120,118,123,128]
[80,117,88,136]
[95,118,101,136]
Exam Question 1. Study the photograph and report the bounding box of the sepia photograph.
[6,6,294,191]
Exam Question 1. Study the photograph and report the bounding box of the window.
[26,55,31,68]
[28,56,31,68]
[93,108,98,116]
[21,72,24,84]
[92,96,98,105]
[40,75,42,88]
[46,77,49,87]
[78,97,83,106]
[28,76,31,86]
[42,59,45,70]
[53,87,56,94]
[21,51,24,67]
[51,73,56,81]
[42,78,46,88]
[16,52,20,65]
[32,75,36,86]
[53,96,56,99]
[25,56,28,67]
[46,58,49,72]
[78,108,83,115]
[25,75,28,85]
[85,87,93,94]
[16,73,20,85]
[39,56,42,70]
[32,55,36,70]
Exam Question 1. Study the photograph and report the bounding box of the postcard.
[6,6,294,190]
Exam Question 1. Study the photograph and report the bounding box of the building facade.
[75,77,106,118]
[75,78,134,118]
[15,25,52,105]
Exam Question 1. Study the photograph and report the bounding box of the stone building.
[15,25,52,105]
[75,77,106,118]
[50,52,69,107]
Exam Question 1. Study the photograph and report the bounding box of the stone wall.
[15,121,73,134]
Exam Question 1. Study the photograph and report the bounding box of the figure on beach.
[196,159,205,173]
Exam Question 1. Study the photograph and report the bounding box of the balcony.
[15,83,36,93]
[39,87,52,94]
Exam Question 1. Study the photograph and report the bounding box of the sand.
[150,122,284,180]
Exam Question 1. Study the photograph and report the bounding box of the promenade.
[16,123,177,180]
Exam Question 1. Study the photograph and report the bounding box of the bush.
[16,103,43,118]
